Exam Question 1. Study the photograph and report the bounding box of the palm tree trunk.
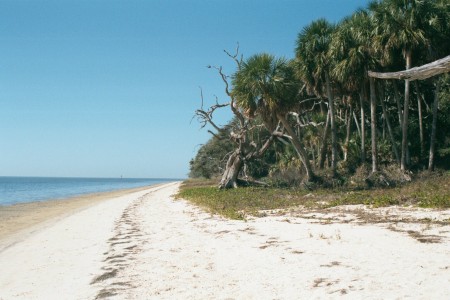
[325,74,337,175]
[379,86,400,163]
[393,80,403,127]
[401,50,412,171]
[344,102,353,162]
[369,77,378,173]
[318,109,330,169]
[359,87,366,164]
[415,81,425,163]
[278,113,315,181]
[428,79,440,171]
[319,100,326,115]
[353,111,361,137]
[394,79,412,162]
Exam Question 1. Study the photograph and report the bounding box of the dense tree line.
[190,0,450,188]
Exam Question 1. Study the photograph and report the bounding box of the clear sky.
[0,0,369,179]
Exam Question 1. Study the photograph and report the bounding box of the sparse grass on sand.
[176,172,450,220]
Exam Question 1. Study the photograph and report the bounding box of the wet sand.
[0,184,167,250]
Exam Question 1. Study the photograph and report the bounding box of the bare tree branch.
[368,55,450,81]
[194,87,229,131]
[207,130,220,139]
[224,43,243,69]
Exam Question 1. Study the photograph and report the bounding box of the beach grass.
[177,172,450,220]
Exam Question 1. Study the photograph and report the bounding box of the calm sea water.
[0,177,176,206]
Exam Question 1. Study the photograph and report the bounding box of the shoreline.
[0,177,179,207]
[0,182,448,299]
[0,181,178,248]
[0,183,181,299]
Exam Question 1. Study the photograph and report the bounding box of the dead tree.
[195,46,275,189]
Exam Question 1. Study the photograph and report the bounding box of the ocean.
[0,177,176,206]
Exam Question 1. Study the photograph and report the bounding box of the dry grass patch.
[177,172,450,220]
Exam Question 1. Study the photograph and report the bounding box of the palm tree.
[330,10,382,171]
[232,53,316,182]
[295,19,338,175]
[369,0,437,171]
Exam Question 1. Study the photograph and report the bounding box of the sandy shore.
[0,182,449,299]
[0,184,164,251]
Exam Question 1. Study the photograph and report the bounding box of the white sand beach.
[0,182,449,299]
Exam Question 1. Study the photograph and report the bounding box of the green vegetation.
[191,0,450,189]
[187,0,450,218]
[189,125,234,179]
[177,182,311,220]
[178,172,450,220]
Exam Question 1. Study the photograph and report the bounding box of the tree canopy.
[190,0,450,188]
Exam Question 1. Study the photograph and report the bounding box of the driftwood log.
[368,55,450,81]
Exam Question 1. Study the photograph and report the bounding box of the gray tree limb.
[368,55,450,81]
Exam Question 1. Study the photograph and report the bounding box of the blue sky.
[0,0,369,179]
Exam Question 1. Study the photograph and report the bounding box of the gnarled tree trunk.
[218,151,243,189]
[218,134,275,189]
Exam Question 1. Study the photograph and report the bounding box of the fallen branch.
[368,55,450,81]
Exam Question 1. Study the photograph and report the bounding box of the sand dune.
[0,182,449,299]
